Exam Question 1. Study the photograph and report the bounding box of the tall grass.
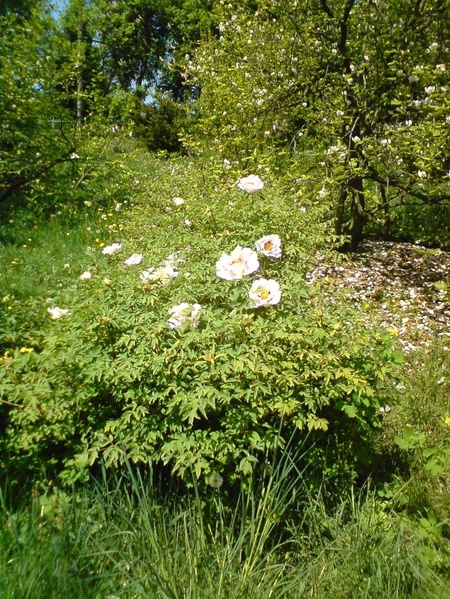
[1,454,447,599]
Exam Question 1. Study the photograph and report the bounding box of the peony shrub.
[0,158,401,490]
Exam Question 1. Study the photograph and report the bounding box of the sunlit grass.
[0,213,100,354]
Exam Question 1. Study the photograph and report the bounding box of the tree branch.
[0,148,76,203]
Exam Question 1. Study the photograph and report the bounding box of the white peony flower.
[140,265,178,285]
[47,307,70,319]
[168,302,201,330]
[124,253,143,267]
[172,196,185,206]
[255,234,282,258]
[79,271,92,280]
[237,174,264,194]
[249,279,281,308]
[216,245,259,280]
[102,243,122,255]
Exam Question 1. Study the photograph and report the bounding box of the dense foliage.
[1,0,449,248]
[0,7,76,204]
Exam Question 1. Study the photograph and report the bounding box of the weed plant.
[373,340,450,540]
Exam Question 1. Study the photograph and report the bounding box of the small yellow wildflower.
[19,347,34,354]
[386,327,399,337]
[443,417,450,427]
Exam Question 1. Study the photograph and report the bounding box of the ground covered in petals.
[307,240,450,352]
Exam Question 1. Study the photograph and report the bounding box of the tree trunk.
[339,176,367,252]
[76,19,84,126]
[380,182,391,237]
[348,176,366,251]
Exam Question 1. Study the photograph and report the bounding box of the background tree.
[0,3,76,205]
[0,0,37,18]
[187,0,450,249]
[93,0,170,101]
[161,0,219,101]
[58,0,106,125]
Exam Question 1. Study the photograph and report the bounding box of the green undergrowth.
[372,340,450,529]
